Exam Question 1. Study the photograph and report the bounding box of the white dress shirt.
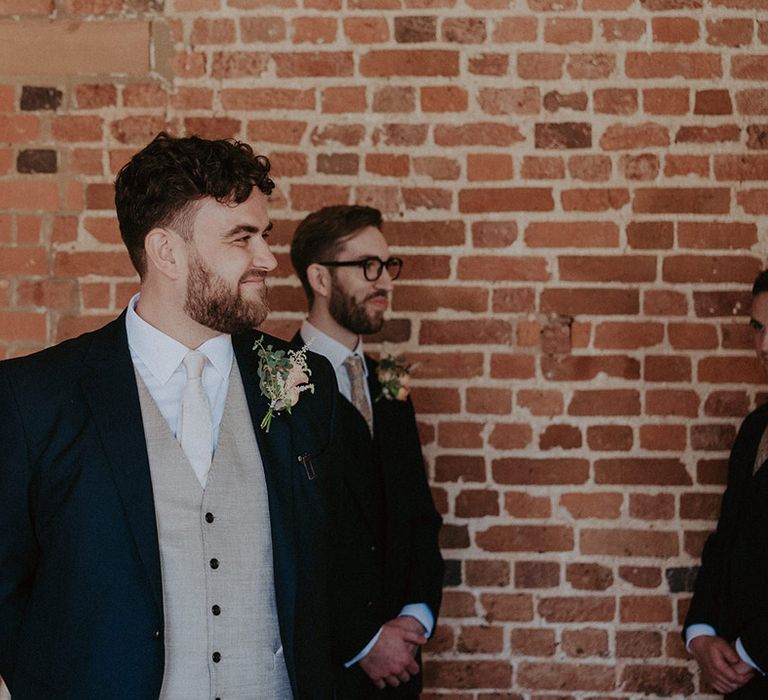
[299,320,434,666]
[125,294,233,483]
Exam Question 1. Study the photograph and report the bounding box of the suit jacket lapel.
[80,314,163,614]
[231,334,297,648]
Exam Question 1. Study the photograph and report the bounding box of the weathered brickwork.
[1,0,768,697]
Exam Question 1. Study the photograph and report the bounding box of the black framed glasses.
[317,256,403,281]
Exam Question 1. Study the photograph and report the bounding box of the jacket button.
[366,600,373,608]
[152,628,161,640]
[370,545,376,552]
[212,604,221,616]
[210,558,219,569]
[205,512,215,523]
[212,651,221,663]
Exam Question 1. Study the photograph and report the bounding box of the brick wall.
[1,0,767,697]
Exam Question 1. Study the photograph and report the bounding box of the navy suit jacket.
[0,314,338,699]
[294,334,444,699]
[685,402,768,697]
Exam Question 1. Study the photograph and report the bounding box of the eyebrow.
[223,221,273,238]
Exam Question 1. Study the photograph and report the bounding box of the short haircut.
[754,270,768,297]
[114,132,274,277]
[290,205,382,303]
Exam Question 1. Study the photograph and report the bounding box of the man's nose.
[375,266,395,291]
[252,238,278,271]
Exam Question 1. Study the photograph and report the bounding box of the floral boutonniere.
[376,354,415,402]
[253,336,314,432]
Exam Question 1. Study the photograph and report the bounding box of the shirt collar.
[301,319,367,376]
[125,293,234,384]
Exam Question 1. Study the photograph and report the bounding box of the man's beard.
[328,280,386,336]
[184,253,269,335]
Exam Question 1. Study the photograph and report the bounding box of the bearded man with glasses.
[290,205,444,699]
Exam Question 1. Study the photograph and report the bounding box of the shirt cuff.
[685,623,717,653]
[344,628,382,668]
[736,638,765,675]
[398,603,434,638]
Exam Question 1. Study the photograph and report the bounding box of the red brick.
[517,662,615,692]
[434,455,485,482]
[620,665,694,696]
[594,88,638,115]
[595,458,692,485]
[539,597,614,623]
[619,566,662,589]
[493,458,588,485]
[273,52,352,77]
[491,288,535,312]
[457,625,504,654]
[544,18,592,44]
[459,188,553,213]
[663,255,760,284]
[665,155,710,178]
[520,156,565,179]
[644,88,689,115]
[581,529,678,557]
[601,18,646,42]
[561,188,629,211]
[247,120,306,145]
[423,661,511,690]
[559,255,655,283]
[0,311,46,342]
[563,628,609,658]
[360,50,459,76]
[492,16,537,42]
[191,18,235,44]
[567,53,616,79]
[626,52,721,79]
[600,122,669,150]
[421,86,468,113]
[560,493,622,519]
[412,157,460,180]
[568,155,612,181]
[594,322,664,349]
[489,423,533,449]
[240,16,286,42]
[210,52,269,79]
[525,222,617,248]
[343,17,388,43]
[541,288,639,315]
[633,188,730,214]
[681,492,722,520]
[291,17,336,44]
[704,390,750,417]
[539,424,582,450]
[435,123,524,147]
[620,596,673,622]
[0,246,47,275]
[223,88,314,111]
[646,389,700,417]
[466,560,510,587]
[568,390,640,416]
[707,18,753,46]
[456,489,499,518]
[652,17,699,43]
[466,387,511,415]
[476,525,574,552]
[365,153,409,177]
[0,181,59,211]
[478,87,539,115]
[691,423,736,451]
[510,629,556,656]
[630,491,676,518]
[468,52,509,75]
[504,493,548,521]
[516,389,565,416]
[566,563,614,591]
[644,354,691,381]
[517,52,565,80]
[738,188,768,213]
[442,17,487,43]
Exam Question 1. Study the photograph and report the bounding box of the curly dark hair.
[114,132,275,277]
[290,205,382,304]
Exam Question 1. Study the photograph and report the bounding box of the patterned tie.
[179,350,213,487]
[343,354,374,435]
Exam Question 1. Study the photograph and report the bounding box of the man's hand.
[690,635,754,694]
[358,617,427,690]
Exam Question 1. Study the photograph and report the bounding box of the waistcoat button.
[212,604,221,615]
[212,651,221,663]
[210,558,219,569]
[205,512,214,523]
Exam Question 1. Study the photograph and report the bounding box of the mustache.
[239,270,267,284]
[364,290,388,302]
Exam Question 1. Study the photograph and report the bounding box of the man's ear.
[145,227,183,281]
[307,262,332,300]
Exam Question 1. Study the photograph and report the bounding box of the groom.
[0,133,338,699]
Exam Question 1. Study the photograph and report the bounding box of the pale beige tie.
[179,350,213,487]
[754,424,768,475]
[343,354,373,435]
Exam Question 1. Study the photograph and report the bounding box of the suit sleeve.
[394,397,444,622]
[684,410,763,637]
[0,364,39,688]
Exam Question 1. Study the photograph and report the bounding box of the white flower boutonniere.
[376,354,415,402]
[253,336,314,432]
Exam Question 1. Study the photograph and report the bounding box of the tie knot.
[183,350,206,380]
[343,354,364,376]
